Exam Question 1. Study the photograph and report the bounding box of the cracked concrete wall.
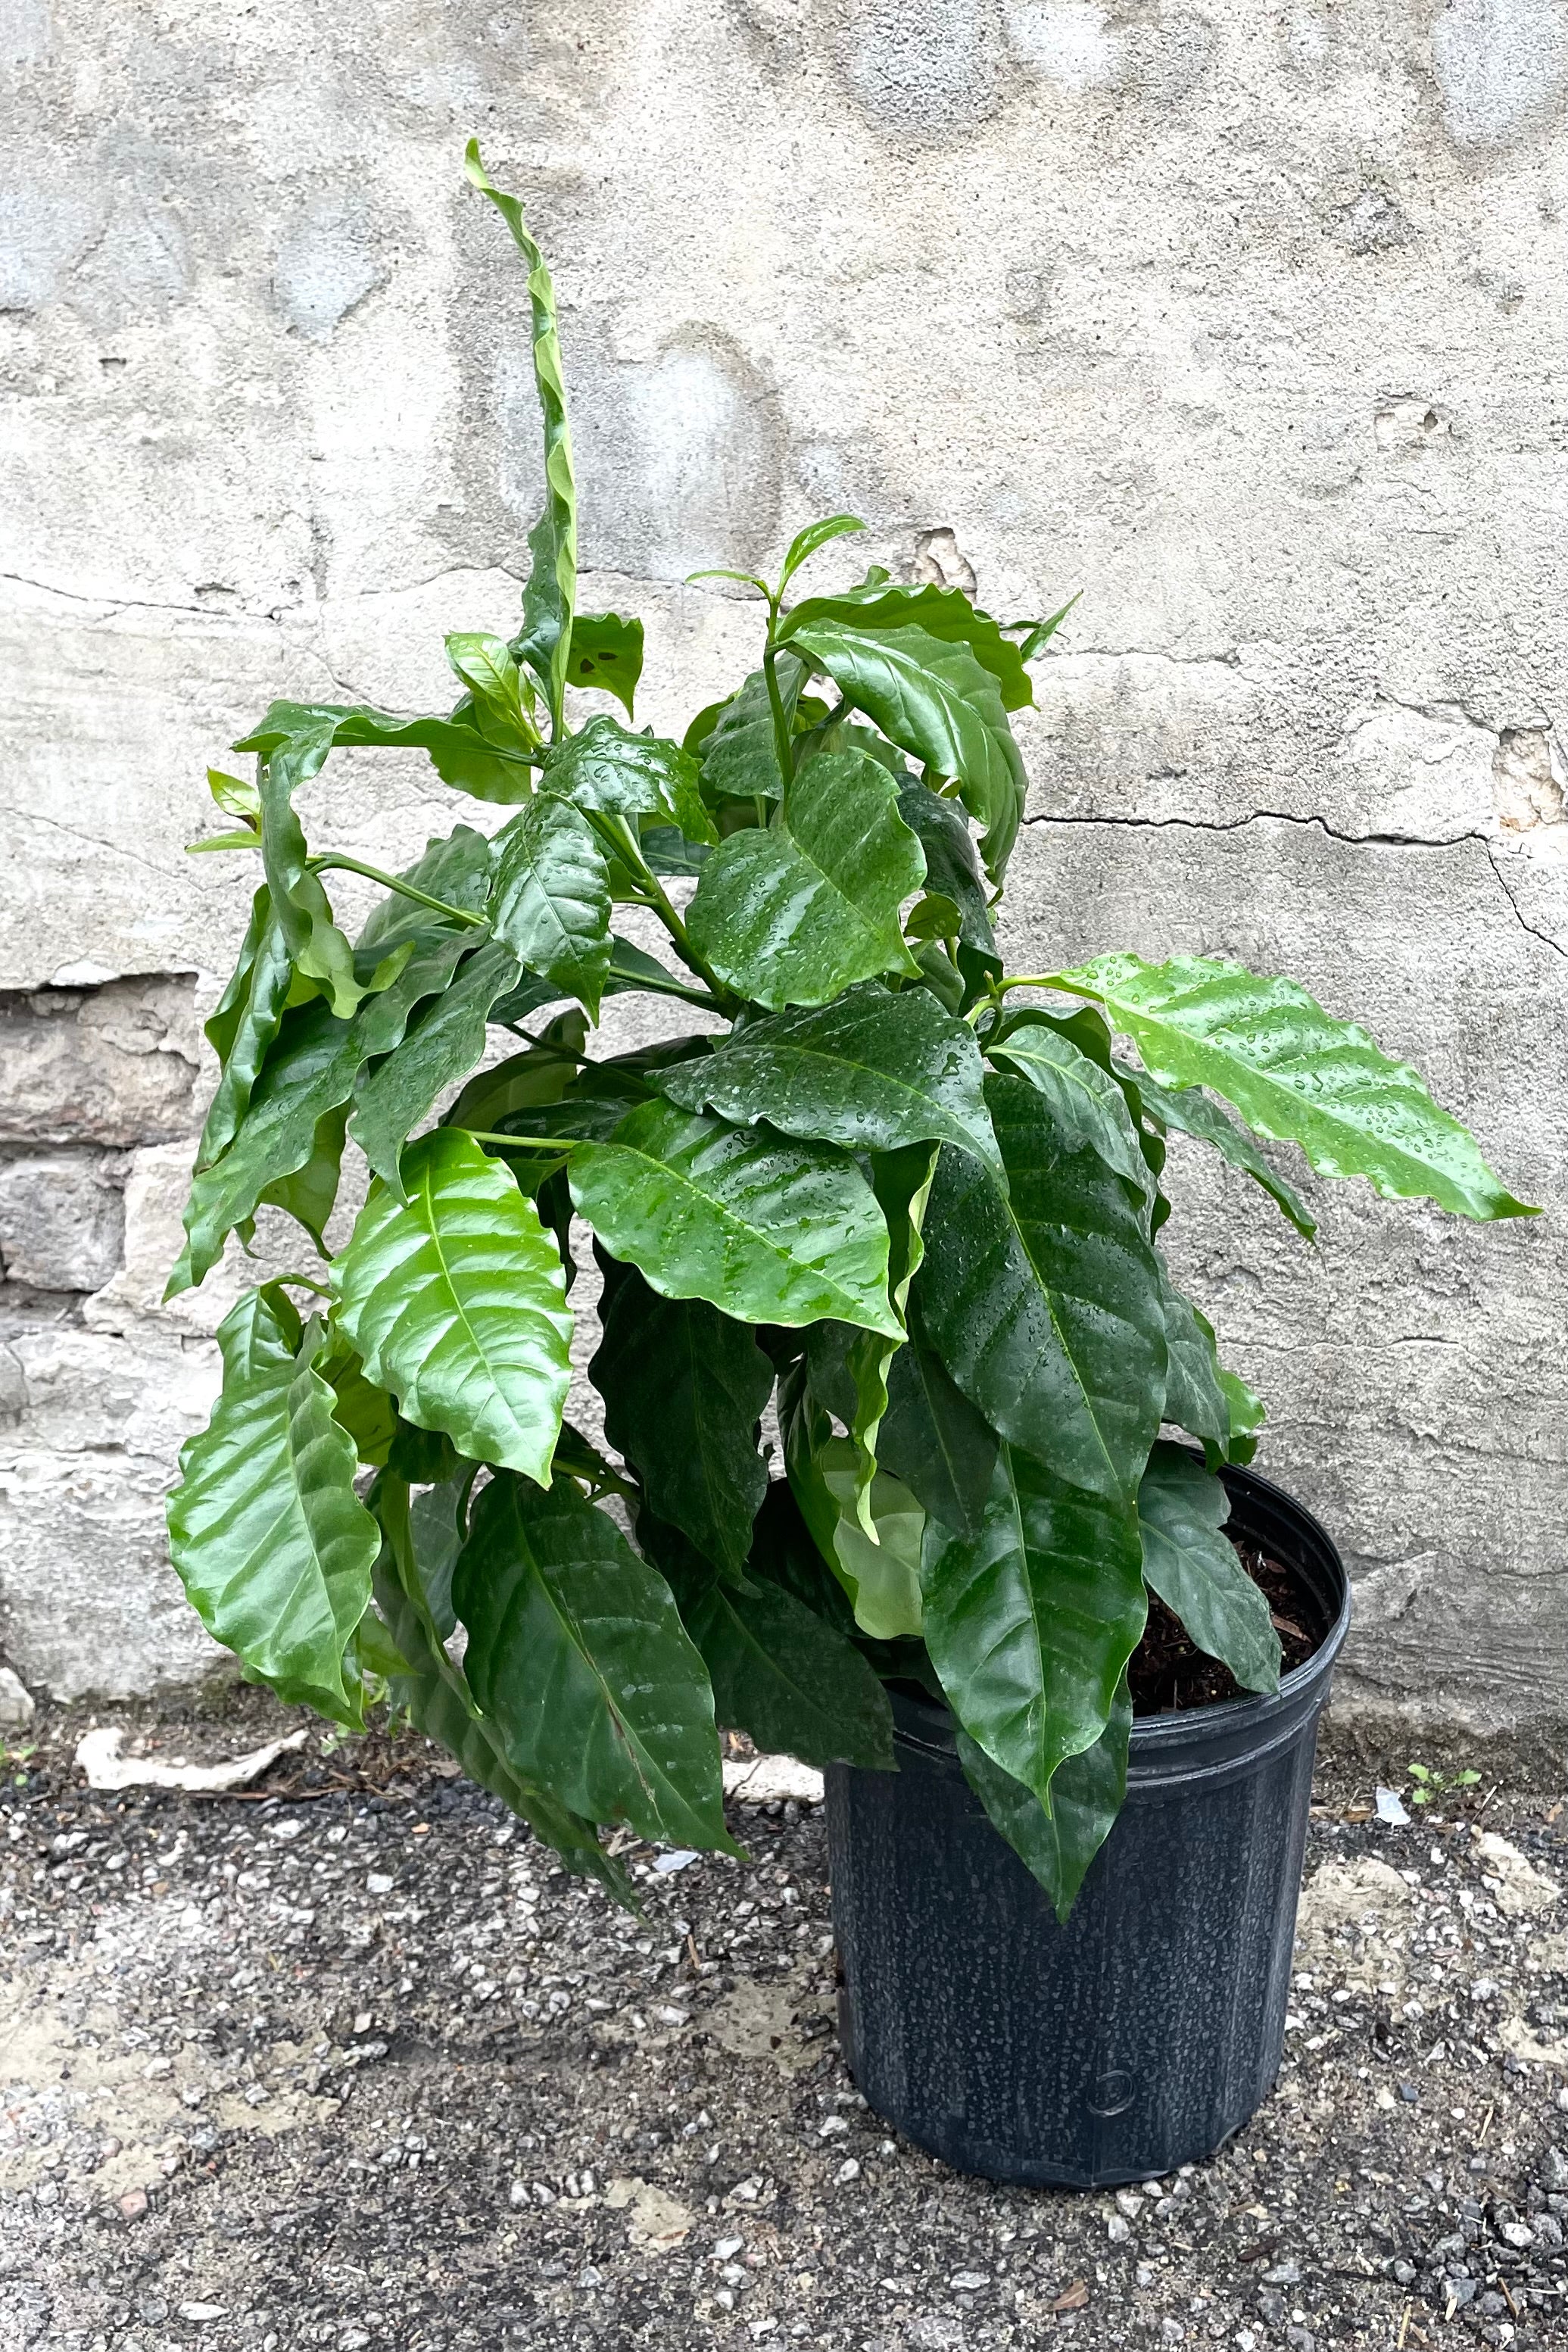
[2,2,1563,1738]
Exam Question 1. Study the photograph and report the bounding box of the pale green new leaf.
[444,632,537,751]
[778,513,866,594]
[167,1290,378,1725]
[956,1683,1130,1923]
[454,1470,736,1850]
[1138,1442,1280,1694]
[491,793,611,1017]
[1056,953,1534,1221]
[685,751,924,1010]
[334,1128,572,1485]
[921,1443,1146,1808]
[570,1100,901,1337]
[785,1412,926,1641]
[781,618,1027,882]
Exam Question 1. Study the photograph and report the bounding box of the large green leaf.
[454,1470,736,1850]
[1055,953,1533,1221]
[566,611,644,716]
[466,143,577,736]
[987,1017,1152,1204]
[370,1476,628,1898]
[781,619,1026,883]
[195,887,294,1171]
[351,938,522,1192]
[1138,1442,1280,1694]
[542,713,715,844]
[167,1290,378,1724]
[781,580,1033,711]
[895,780,1000,989]
[918,1075,1168,1503]
[169,1001,365,1293]
[921,1443,1146,1807]
[1130,1068,1317,1241]
[685,751,924,1010]
[491,794,611,1018]
[956,1684,1130,1923]
[877,1308,999,1542]
[645,1514,893,1770]
[333,1128,572,1484]
[660,982,1002,1178]
[257,1101,348,1254]
[356,825,496,957]
[699,653,809,806]
[570,1100,901,1336]
[590,1265,773,1579]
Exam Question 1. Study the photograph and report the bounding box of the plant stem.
[993,973,1073,995]
[580,806,737,1009]
[309,855,488,930]
[457,1128,582,1153]
[761,641,793,790]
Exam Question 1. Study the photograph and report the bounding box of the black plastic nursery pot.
[825,1462,1351,2188]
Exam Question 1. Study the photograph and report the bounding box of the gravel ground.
[3,1701,1566,2352]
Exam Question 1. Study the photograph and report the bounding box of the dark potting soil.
[1127,1533,1320,1717]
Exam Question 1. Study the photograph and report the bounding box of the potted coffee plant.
[166,148,1534,2186]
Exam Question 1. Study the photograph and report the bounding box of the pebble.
[117,2188,148,2221]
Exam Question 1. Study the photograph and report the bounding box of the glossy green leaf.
[987,1017,1152,1203]
[781,580,1033,711]
[878,1308,999,1542]
[921,1443,1147,1807]
[660,982,1001,1178]
[454,1470,736,1850]
[685,752,924,1011]
[371,1475,628,1898]
[566,611,644,716]
[571,1099,900,1337]
[491,794,611,1018]
[444,632,538,752]
[1056,953,1534,1221]
[195,885,294,1171]
[334,1128,572,1484]
[356,826,496,956]
[320,1337,398,1468]
[233,704,366,1019]
[1138,1442,1280,1693]
[466,143,577,736]
[257,1102,348,1253]
[169,1002,365,1293]
[781,619,1026,883]
[167,1290,378,1725]
[778,513,866,594]
[841,1143,938,1531]
[646,1513,893,1770]
[782,1376,924,1639]
[207,766,260,822]
[955,1682,1130,1923]
[543,714,715,844]
[918,1075,1168,1503]
[1008,590,1080,663]
[591,1265,773,1579]
[351,939,522,1192]
[1131,1068,1317,1240]
[700,654,807,806]
[445,1020,584,1134]
[1158,1265,1232,1461]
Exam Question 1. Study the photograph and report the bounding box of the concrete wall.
[2,1,1563,1742]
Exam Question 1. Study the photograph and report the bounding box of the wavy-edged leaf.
[956,1682,1130,1923]
[334,1128,572,1484]
[700,653,807,806]
[988,1017,1151,1203]
[350,938,521,1193]
[465,143,577,735]
[921,1443,1146,1808]
[454,1469,735,1849]
[544,713,715,844]
[167,1290,378,1725]
[1139,1442,1280,1694]
[357,825,496,954]
[371,1475,628,1898]
[783,1378,924,1639]
[566,611,644,716]
[258,1100,348,1252]
[491,793,611,1018]
[918,1074,1167,1503]
[781,580,1033,710]
[196,887,294,1171]
[660,982,1001,1180]
[1131,1068,1317,1240]
[1056,953,1533,1221]
[590,1266,772,1579]
[645,1511,893,1770]
[571,1099,899,1336]
[686,750,924,1011]
[169,1001,364,1293]
[895,780,999,989]
[781,619,1026,883]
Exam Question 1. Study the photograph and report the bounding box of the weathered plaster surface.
[1,2,1563,1734]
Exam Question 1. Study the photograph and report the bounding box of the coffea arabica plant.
[167,148,1532,1914]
